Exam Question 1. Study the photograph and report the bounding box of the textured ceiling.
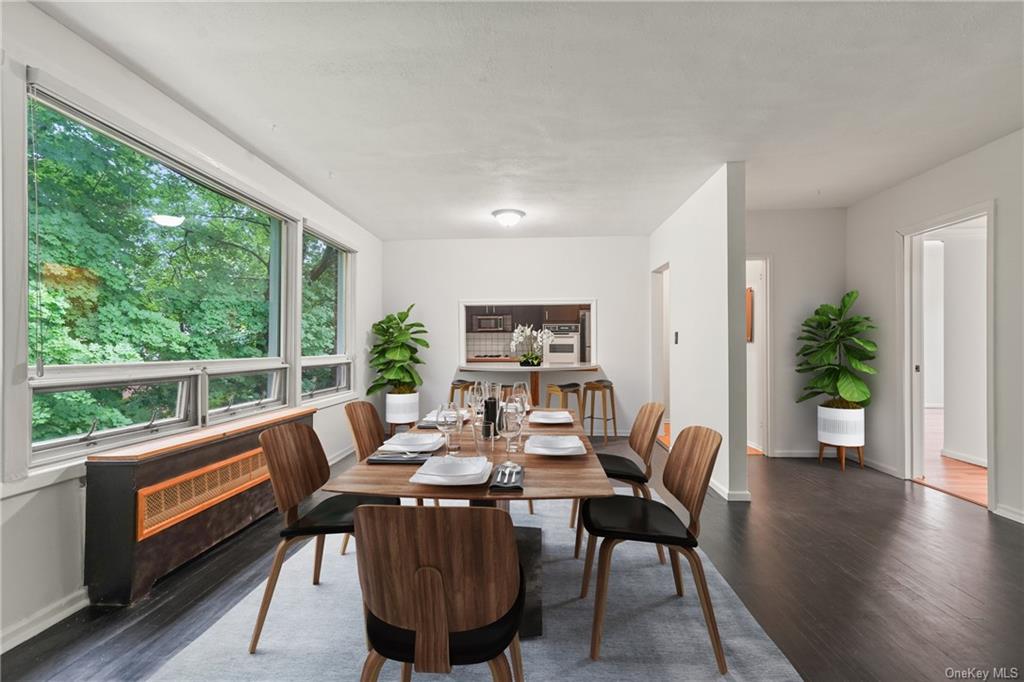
[36,2,1023,240]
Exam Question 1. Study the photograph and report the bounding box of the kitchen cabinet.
[544,304,582,323]
[513,305,544,329]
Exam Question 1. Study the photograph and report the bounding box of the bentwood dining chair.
[354,505,525,682]
[249,423,399,654]
[571,402,665,563]
[579,425,727,674]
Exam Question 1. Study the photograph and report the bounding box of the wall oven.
[542,324,580,364]
[472,314,512,332]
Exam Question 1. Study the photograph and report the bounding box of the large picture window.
[25,95,287,462]
[301,230,352,400]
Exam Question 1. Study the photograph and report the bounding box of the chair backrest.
[345,400,385,461]
[354,505,520,673]
[258,422,330,522]
[628,401,666,473]
[661,425,723,539]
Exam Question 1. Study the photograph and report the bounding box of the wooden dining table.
[322,408,615,637]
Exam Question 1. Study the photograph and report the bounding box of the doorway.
[908,213,990,507]
[745,258,769,457]
[651,265,671,448]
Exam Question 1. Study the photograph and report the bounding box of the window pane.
[32,379,189,447]
[302,232,345,356]
[301,363,351,398]
[27,99,281,369]
[207,370,284,420]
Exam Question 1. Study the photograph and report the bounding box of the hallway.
[914,407,987,506]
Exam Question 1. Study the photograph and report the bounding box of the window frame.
[299,221,357,407]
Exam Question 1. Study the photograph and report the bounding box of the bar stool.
[448,379,473,407]
[545,382,583,420]
[582,379,618,444]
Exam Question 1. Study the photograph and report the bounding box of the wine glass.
[498,396,526,455]
[512,381,531,411]
[435,402,460,456]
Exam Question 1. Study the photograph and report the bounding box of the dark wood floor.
[3,444,1022,681]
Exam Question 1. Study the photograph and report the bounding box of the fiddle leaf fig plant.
[368,304,429,395]
[796,290,877,407]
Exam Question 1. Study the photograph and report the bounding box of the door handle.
[914,364,921,373]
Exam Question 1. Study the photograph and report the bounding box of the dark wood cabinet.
[513,305,544,329]
[544,305,582,323]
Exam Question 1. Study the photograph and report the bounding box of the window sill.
[1,459,86,500]
[302,389,360,411]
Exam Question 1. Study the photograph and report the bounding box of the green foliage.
[795,290,877,407]
[367,305,429,395]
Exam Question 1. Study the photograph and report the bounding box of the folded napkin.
[489,466,524,492]
[367,452,430,465]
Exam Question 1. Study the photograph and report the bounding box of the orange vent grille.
[136,448,269,540]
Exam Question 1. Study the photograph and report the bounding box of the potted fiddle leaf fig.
[368,304,429,425]
[796,290,877,448]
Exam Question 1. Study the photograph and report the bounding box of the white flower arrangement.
[510,324,554,365]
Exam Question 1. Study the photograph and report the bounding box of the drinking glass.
[472,414,494,455]
[498,397,526,455]
[512,381,531,411]
[436,402,460,455]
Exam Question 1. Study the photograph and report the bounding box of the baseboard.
[994,504,1024,524]
[766,449,903,478]
[1,587,89,654]
[941,448,987,468]
[325,445,355,468]
[770,449,820,458]
[708,478,751,502]
[746,440,765,452]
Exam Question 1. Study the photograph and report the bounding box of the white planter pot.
[386,392,419,424]
[817,405,865,447]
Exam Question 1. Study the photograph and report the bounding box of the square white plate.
[380,432,444,452]
[410,457,493,486]
[527,435,582,449]
[529,411,574,425]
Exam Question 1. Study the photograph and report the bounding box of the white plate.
[417,456,489,477]
[380,432,444,452]
[421,409,471,423]
[527,435,582,449]
[529,411,574,425]
[410,459,493,486]
[524,443,587,456]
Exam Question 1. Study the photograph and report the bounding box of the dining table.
[322,407,615,638]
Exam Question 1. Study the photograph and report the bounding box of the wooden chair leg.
[669,548,684,596]
[857,446,864,468]
[560,392,568,410]
[637,484,666,564]
[574,506,585,558]
[340,532,351,555]
[679,547,727,674]
[527,500,535,514]
[487,652,513,682]
[600,389,609,444]
[360,650,387,682]
[249,537,295,653]
[509,633,524,682]
[590,538,623,660]
[433,498,440,507]
[817,442,825,463]
[313,534,325,585]
[588,389,596,437]
[416,498,425,506]
[569,498,578,528]
[545,389,553,408]
[580,533,597,598]
[401,662,412,682]
[609,386,618,436]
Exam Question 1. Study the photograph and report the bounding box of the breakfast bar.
[458,362,602,405]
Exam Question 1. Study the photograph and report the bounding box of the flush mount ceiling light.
[491,208,525,228]
[150,214,185,227]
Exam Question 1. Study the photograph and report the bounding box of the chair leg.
[637,484,667,565]
[416,498,425,506]
[609,386,618,436]
[527,500,535,514]
[545,389,552,408]
[340,532,351,556]
[580,533,597,598]
[249,537,295,653]
[588,389,597,438]
[487,652,513,682]
[679,547,728,674]
[569,498,578,528]
[401,662,412,682]
[574,507,585,559]
[600,389,609,444]
[313,534,325,585]
[360,650,387,682]
[590,537,623,660]
[574,390,583,422]
[669,548,684,596]
[509,633,525,682]
[433,498,440,507]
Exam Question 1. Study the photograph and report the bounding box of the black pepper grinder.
[483,396,498,439]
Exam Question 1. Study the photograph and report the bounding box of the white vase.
[817,405,865,447]
[385,392,419,424]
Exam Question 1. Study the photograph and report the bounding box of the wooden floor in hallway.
[913,407,987,506]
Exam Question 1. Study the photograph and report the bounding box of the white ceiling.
[36,2,1023,240]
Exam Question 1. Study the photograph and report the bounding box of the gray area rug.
[151,498,798,681]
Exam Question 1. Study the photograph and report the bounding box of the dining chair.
[248,422,399,654]
[571,402,665,564]
[354,505,525,682]
[578,425,727,674]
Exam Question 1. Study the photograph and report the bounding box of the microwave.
[472,314,512,332]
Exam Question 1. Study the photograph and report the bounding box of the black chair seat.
[280,494,400,538]
[592,379,614,387]
[552,382,580,391]
[366,567,525,666]
[451,379,473,386]
[596,453,648,484]
[582,496,696,547]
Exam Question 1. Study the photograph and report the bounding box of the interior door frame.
[898,201,995,512]
[650,262,670,427]
[745,255,773,458]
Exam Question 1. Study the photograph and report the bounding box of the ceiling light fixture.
[492,208,525,228]
[150,214,185,227]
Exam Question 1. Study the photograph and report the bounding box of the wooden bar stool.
[582,379,618,445]
[449,379,474,407]
[545,382,583,420]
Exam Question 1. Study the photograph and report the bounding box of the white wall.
[0,3,384,649]
[922,241,945,407]
[382,237,650,432]
[745,259,767,452]
[745,209,848,458]
[846,129,1022,521]
[648,163,748,501]
[941,229,988,467]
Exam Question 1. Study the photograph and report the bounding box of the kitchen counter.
[457,363,601,404]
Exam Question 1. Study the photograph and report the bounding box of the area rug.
[150,499,798,681]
